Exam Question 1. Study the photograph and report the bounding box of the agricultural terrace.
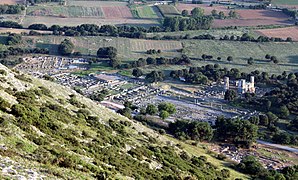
[213,9,293,28]
[0,0,24,5]
[183,40,298,74]
[20,36,182,60]
[157,5,180,17]
[255,26,298,41]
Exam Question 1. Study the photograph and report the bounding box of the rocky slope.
[0,64,247,179]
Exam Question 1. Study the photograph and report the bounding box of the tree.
[272,132,291,144]
[290,116,298,131]
[58,39,74,56]
[28,23,47,30]
[145,71,164,83]
[218,11,225,19]
[227,56,233,62]
[181,10,189,17]
[270,56,277,62]
[265,54,271,60]
[132,68,143,78]
[109,57,121,68]
[237,155,266,176]
[7,33,22,45]
[97,46,117,59]
[267,112,279,126]
[146,104,158,115]
[159,110,169,120]
[211,9,217,16]
[259,114,269,126]
[228,10,237,18]
[247,57,254,65]
[158,102,176,114]
[224,89,237,102]
[215,117,258,148]
[191,7,204,18]
[279,105,290,118]
[117,107,132,119]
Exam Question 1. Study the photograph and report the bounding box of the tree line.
[0,4,25,14]
[0,47,49,59]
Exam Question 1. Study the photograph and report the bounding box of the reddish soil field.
[255,26,298,41]
[176,4,292,27]
[213,9,292,27]
[102,6,133,19]
[0,0,24,5]
[176,4,230,14]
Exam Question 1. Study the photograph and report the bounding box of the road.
[257,140,298,154]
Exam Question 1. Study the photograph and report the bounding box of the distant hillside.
[0,64,247,179]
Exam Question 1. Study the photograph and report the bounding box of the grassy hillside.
[0,64,248,179]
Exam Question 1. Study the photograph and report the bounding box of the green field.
[157,5,180,17]
[272,0,298,5]
[183,40,298,74]
[135,5,159,18]
[147,28,252,39]
[27,5,104,17]
[20,36,181,61]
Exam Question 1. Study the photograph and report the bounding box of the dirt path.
[257,140,298,154]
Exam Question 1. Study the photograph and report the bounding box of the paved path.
[257,140,298,153]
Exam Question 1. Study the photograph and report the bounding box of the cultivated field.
[134,5,160,18]
[67,1,128,7]
[130,39,182,51]
[157,5,180,17]
[255,26,298,41]
[183,40,298,74]
[21,36,182,60]
[0,0,24,5]
[213,9,292,28]
[102,6,132,19]
[27,6,104,18]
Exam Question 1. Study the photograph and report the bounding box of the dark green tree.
[97,46,117,59]
[158,102,176,114]
[224,89,237,102]
[132,68,143,78]
[58,39,74,56]
[146,104,158,115]
[191,7,204,18]
[159,110,169,120]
